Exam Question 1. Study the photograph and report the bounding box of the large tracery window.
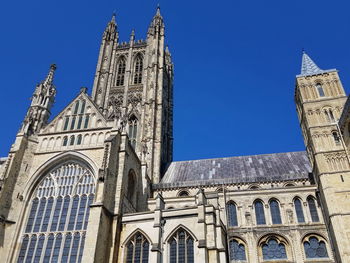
[169,229,194,263]
[133,55,143,84]
[17,161,95,263]
[125,232,149,263]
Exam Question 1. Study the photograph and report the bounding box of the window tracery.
[229,239,246,261]
[17,161,95,263]
[169,229,194,263]
[303,236,328,259]
[133,55,143,84]
[128,115,138,148]
[116,57,126,86]
[261,238,287,261]
[125,232,149,263]
[307,196,320,222]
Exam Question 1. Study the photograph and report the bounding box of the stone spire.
[21,64,57,135]
[300,51,324,76]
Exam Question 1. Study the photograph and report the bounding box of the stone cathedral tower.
[295,52,350,262]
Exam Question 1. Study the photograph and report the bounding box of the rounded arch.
[228,236,248,262]
[258,233,292,261]
[248,184,260,190]
[301,232,329,243]
[258,233,291,246]
[253,198,265,205]
[177,190,190,197]
[284,182,296,187]
[302,233,330,259]
[22,151,98,200]
[164,224,198,243]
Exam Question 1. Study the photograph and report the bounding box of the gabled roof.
[41,91,108,134]
[157,151,311,188]
[297,52,336,77]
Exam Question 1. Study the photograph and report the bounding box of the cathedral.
[1,7,350,263]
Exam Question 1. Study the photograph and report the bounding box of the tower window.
[116,58,126,86]
[332,131,341,145]
[316,83,325,97]
[133,55,143,84]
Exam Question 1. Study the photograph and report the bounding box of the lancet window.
[116,57,126,86]
[269,200,282,224]
[17,161,95,263]
[133,55,143,84]
[128,115,138,148]
[254,200,266,225]
[61,99,90,132]
[169,229,194,263]
[307,196,320,222]
[125,232,149,263]
[294,198,305,223]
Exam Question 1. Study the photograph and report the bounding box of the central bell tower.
[91,8,174,183]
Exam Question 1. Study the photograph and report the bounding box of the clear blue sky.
[1,0,350,161]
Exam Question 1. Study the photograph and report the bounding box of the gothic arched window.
[229,239,246,261]
[307,196,320,222]
[126,170,136,202]
[178,190,189,197]
[77,135,82,145]
[133,55,143,84]
[294,198,305,223]
[227,202,238,227]
[269,200,282,224]
[74,101,80,114]
[169,229,194,263]
[316,83,325,97]
[262,238,287,260]
[125,232,149,263]
[63,136,68,146]
[116,57,126,86]
[17,161,95,263]
[254,200,266,225]
[303,236,328,259]
[128,115,138,148]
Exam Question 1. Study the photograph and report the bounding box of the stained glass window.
[229,239,246,261]
[254,200,266,225]
[227,202,238,227]
[125,233,149,263]
[294,198,305,223]
[169,229,194,263]
[262,238,287,260]
[133,56,143,84]
[270,200,282,224]
[304,237,328,258]
[307,196,320,222]
[17,161,95,263]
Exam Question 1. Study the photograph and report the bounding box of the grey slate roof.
[157,151,311,188]
[297,52,336,77]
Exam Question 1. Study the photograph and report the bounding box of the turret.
[21,64,57,135]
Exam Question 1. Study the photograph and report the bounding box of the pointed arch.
[307,195,320,222]
[258,234,291,261]
[293,196,305,223]
[167,226,195,263]
[165,224,198,243]
[122,229,152,247]
[124,230,150,263]
[116,56,126,86]
[226,201,238,227]
[269,198,282,224]
[133,54,143,84]
[229,237,247,262]
[253,199,266,225]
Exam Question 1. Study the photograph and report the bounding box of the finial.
[50,64,57,71]
[130,29,135,42]
[156,4,161,15]
[111,11,116,23]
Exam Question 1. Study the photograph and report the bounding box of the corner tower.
[295,52,350,262]
[91,8,174,183]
